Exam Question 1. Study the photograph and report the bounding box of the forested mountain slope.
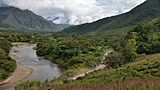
[0,7,68,32]
[63,0,160,34]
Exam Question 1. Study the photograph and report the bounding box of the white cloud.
[1,0,146,25]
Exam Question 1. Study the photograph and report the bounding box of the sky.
[0,0,146,25]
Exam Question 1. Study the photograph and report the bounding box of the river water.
[1,45,62,90]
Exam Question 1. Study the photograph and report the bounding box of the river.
[0,45,62,90]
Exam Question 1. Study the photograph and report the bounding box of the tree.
[105,52,124,68]
[123,32,137,62]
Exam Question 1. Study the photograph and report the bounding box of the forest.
[106,18,160,68]
[36,35,107,69]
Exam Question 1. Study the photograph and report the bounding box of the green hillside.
[0,7,68,32]
[62,0,160,35]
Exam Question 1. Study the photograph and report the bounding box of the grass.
[41,79,160,90]
[15,80,41,90]
[12,42,29,46]
[94,26,134,37]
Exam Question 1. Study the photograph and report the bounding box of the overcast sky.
[0,0,146,25]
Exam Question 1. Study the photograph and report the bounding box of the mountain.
[0,7,69,32]
[62,0,160,34]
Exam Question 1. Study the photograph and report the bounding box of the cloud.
[0,0,146,25]
[0,0,8,7]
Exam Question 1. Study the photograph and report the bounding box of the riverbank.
[0,45,33,89]
[0,64,32,88]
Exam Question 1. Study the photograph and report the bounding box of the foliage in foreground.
[41,79,160,90]
[15,80,41,90]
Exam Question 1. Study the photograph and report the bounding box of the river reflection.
[1,45,61,90]
[12,45,62,81]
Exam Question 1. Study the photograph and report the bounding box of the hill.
[0,7,68,32]
[62,0,160,34]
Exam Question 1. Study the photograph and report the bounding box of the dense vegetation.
[32,17,160,90]
[59,17,160,83]
[37,36,106,69]
[0,30,34,42]
[0,38,16,80]
[105,18,160,68]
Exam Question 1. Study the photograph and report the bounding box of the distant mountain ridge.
[0,7,68,32]
[62,0,160,34]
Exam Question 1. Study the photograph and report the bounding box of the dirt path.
[70,49,112,80]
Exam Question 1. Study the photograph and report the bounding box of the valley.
[0,0,160,90]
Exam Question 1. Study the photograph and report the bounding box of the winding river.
[0,45,62,90]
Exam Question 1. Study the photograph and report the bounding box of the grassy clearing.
[12,42,29,46]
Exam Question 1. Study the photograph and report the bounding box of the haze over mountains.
[63,0,160,34]
[0,0,146,25]
[0,7,68,32]
[0,0,159,34]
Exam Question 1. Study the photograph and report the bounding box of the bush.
[105,52,124,68]
[1,60,16,72]
[0,48,7,59]
[0,69,9,79]
[36,36,105,69]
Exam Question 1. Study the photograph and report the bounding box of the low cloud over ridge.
[0,0,146,25]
